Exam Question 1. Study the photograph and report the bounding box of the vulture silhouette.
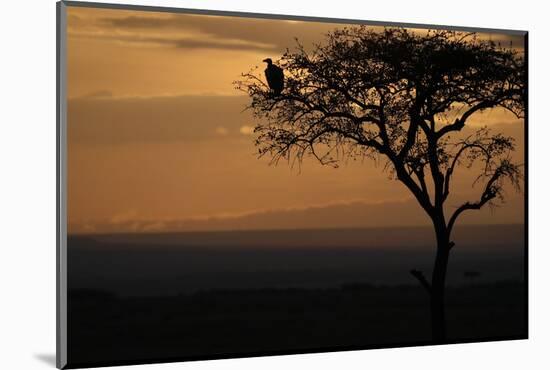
[263,58,284,96]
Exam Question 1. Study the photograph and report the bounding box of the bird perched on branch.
[262,58,284,96]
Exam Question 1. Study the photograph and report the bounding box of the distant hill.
[67,224,525,296]
[70,195,524,234]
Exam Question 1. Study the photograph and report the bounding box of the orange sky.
[66,5,525,234]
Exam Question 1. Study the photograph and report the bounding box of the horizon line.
[68,222,525,238]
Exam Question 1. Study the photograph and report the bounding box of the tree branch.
[237,27,525,239]
[447,168,502,231]
[410,269,432,294]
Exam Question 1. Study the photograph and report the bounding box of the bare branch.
[447,160,522,231]
[410,269,432,294]
[443,128,516,202]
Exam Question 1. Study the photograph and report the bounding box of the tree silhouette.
[236,27,525,343]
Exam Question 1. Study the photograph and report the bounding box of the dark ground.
[67,225,525,296]
[67,281,526,367]
[66,225,526,367]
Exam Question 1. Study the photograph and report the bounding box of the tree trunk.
[430,218,450,343]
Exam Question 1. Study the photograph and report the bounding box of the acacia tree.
[236,27,525,342]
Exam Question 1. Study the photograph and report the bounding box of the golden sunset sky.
[66,5,525,234]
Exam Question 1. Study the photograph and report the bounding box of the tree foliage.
[235,27,525,229]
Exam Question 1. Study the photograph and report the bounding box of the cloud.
[68,93,524,147]
[69,30,278,51]
[110,209,139,224]
[69,194,524,235]
[70,10,525,55]
[239,125,255,135]
[215,126,229,136]
[69,10,340,53]
[103,15,180,29]
[170,38,276,51]
[79,89,114,99]
[68,94,254,144]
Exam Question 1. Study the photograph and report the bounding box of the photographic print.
[57,1,527,368]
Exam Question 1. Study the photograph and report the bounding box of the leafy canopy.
[236,27,525,225]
